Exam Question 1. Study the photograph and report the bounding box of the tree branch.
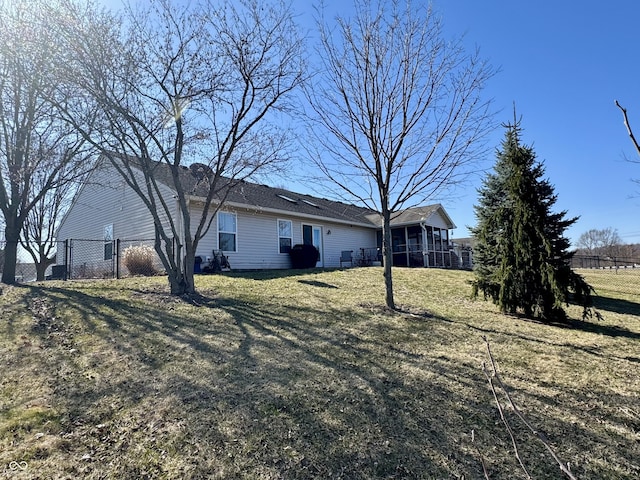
[482,336,579,480]
[615,100,640,158]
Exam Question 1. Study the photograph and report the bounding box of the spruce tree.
[471,120,593,322]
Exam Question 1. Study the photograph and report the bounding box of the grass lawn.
[0,267,638,479]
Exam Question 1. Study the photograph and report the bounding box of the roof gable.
[383,205,456,229]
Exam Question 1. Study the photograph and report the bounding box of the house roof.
[135,159,379,227]
[385,205,456,229]
[116,156,455,230]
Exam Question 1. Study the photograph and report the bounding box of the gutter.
[186,195,379,230]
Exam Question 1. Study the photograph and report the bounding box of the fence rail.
[5,242,640,283]
[571,254,640,270]
[0,238,165,282]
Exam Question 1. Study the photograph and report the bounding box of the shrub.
[123,245,158,276]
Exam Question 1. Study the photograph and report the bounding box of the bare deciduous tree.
[20,149,86,281]
[0,0,91,284]
[576,227,623,257]
[306,0,494,309]
[57,0,305,294]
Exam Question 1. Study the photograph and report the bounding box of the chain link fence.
[0,238,167,281]
[572,255,640,297]
[571,254,640,270]
[66,238,165,279]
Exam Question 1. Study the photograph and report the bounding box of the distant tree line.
[575,227,639,259]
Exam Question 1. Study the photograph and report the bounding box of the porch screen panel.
[426,226,434,251]
[434,228,442,251]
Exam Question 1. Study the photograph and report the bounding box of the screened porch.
[389,224,453,268]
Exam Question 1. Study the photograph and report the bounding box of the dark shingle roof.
[132,158,452,229]
[147,161,380,227]
[387,205,456,229]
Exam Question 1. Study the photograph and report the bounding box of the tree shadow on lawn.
[467,321,640,365]
[559,316,640,341]
[10,283,625,479]
[468,299,640,341]
[297,279,339,289]
[591,294,640,316]
[222,268,328,281]
[13,283,488,477]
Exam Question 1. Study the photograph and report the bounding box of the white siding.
[56,161,177,270]
[424,209,451,230]
[189,205,378,269]
[58,161,423,271]
[315,223,377,268]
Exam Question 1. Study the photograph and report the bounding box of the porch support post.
[420,222,429,267]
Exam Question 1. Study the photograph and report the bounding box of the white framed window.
[278,219,292,254]
[104,224,114,260]
[218,212,237,252]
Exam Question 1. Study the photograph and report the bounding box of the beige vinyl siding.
[320,224,377,267]
[424,210,451,230]
[56,161,177,269]
[190,205,378,270]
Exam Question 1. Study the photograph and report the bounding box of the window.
[104,224,113,260]
[278,219,292,254]
[218,212,237,252]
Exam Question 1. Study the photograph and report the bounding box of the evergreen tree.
[471,120,593,322]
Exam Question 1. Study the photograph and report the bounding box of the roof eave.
[186,195,379,229]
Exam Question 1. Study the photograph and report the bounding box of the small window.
[104,224,113,260]
[218,212,237,252]
[278,219,292,254]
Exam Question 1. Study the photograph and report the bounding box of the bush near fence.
[42,238,164,280]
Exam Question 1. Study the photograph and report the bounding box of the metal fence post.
[116,238,121,279]
[67,239,73,280]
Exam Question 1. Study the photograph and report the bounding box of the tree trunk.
[35,259,55,282]
[168,273,190,295]
[166,245,196,296]
[382,209,395,310]
[1,220,20,284]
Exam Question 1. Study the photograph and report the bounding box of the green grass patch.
[0,268,638,478]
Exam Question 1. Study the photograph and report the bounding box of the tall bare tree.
[306,0,494,309]
[576,227,623,257]
[56,0,305,294]
[0,0,91,284]
[20,150,84,281]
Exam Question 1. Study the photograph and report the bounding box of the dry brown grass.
[0,267,638,479]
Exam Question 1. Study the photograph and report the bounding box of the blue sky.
[296,0,640,245]
[97,0,640,246]
[427,0,640,245]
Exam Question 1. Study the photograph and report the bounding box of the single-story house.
[56,157,459,272]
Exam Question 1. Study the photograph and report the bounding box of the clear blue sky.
[428,0,640,245]
[97,0,640,246]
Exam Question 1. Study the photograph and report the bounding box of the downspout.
[420,219,428,267]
